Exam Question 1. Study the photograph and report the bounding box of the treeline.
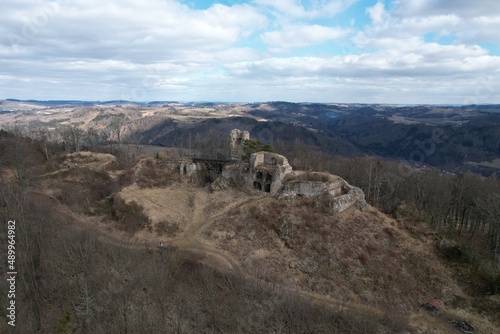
[3,111,145,154]
[4,124,500,263]
[0,132,410,333]
[276,139,500,273]
[9,121,499,263]
[1,122,154,170]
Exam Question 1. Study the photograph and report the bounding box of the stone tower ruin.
[230,129,249,160]
[213,129,367,213]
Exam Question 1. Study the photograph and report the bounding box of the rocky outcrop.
[279,172,367,213]
[330,186,368,213]
[189,129,367,213]
[230,129,249,160]
[179,162,205,178]
[210,174,234,191]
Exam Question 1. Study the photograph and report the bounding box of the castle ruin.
[210,129,367,213]
[230,129,249,160]
[248,151,292,194]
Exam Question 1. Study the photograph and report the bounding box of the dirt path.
[46,193,459,330]
[200,197,267,235]
[179,188,210,238]
[27,158,498,333]
[43,187,467,333]
[166,190,387,317]
[38,152,118,178]
[174,189,258,271]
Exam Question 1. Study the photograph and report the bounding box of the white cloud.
[214,47,262,62]
[253,0,358,19]
[393,0,500,18]
[0,0,499,103]
[350,0,500,102]
[366,2,388,24]
[388,0,500,43]
[226,45,500,80]
[361,6,463,41]
[0,0,267,62]
[0,0,271,100]
[262,24,349,52]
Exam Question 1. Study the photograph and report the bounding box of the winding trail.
[20,153,498,334]
[60,190,382,317]
[171,189,383,316]
[178,189,210,238]
[37,182,385,319]
[39,185,494,334]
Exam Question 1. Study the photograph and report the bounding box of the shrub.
[242,139,273,161]
[155,221,179,237]
[58,169,116,215]
[441,245,470,263]
[86,170,116,200]
[248,205,265,221]
[383,227,396,238]
[117,168,134,187]
[111,196,151,234]
[54,307,74,334]
[358,252,370,266]
[380,311,411,333]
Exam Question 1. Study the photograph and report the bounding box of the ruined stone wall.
[280,180,338,198]
[279,174,367,213]
[230,129,249,160]
[329,187,367,212]
[248,151,292,195]
[211,129,368,213]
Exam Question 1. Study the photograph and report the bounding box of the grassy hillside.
[1,131,499,333]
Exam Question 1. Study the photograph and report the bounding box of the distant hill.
[1,99,499,174]
[0,99,183,108]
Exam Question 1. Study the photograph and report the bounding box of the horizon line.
[1,98,499,107]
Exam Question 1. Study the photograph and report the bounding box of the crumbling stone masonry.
[278,173,368,212]
[230,129,250,160]
[207,129,367,213]
[247,151,292,195]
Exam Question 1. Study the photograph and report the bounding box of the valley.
[1,99,499,175]
[1,100,500,333]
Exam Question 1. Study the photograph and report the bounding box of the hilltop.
[2,129,499,333]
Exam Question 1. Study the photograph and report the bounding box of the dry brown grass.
[133,157,178,188]
[206,197,466,318]
[118,184,191,226]
[31,151,499,333]
[155,220,180,237]
[111,195,151,234]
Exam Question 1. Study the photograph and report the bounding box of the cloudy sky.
[1,0,499,103]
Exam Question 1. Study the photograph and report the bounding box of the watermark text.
[6,220,17,327]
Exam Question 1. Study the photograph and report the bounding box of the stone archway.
[265,173,272,182]
[253,181,262,190]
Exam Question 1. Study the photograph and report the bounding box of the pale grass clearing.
[118,184,192,227]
